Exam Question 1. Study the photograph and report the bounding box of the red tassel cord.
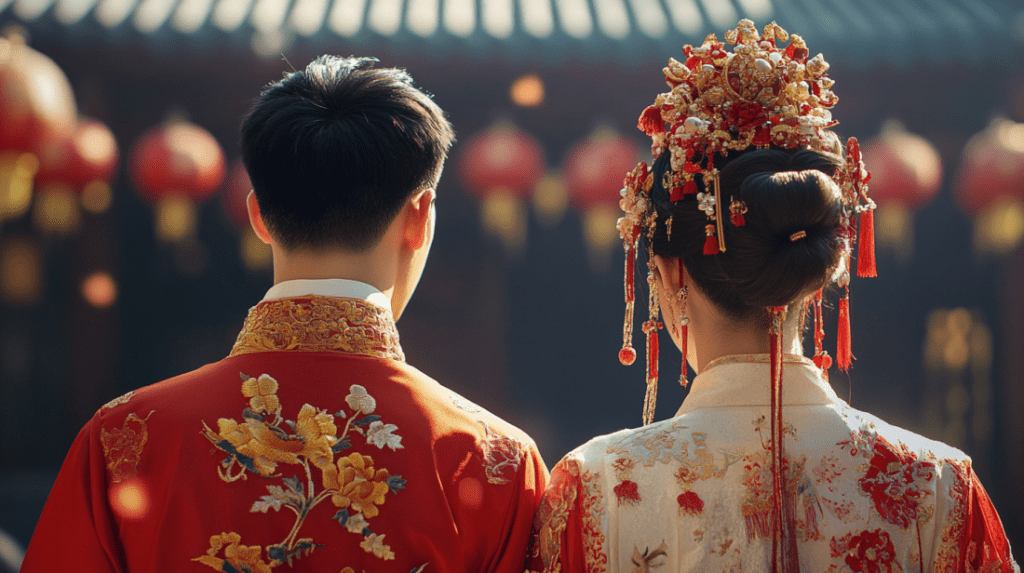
[812,288,832,375]
[837,293,852,372]
[642,318,660,425]
[856,208,877,278]
[768,306,800,573]
[703,224,720,255]
[619,244,637,366]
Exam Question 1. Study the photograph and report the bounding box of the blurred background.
[1,0,1023,564]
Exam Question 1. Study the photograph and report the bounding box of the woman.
[527,20,1017,573]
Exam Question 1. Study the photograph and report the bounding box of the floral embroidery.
[740,417,822,542]
[605,418,691,467]
[934,460,969,573]
[197,374,406,569]
[630,541,668,573]
[829,529,903,573]
[613,458,642,506]
[673,432,738,517]
[103,390,135,409]
[532,459,579,573]
[100,411,155,483]
[839,430,936,529]
[577,464,608,573]
[479,421,524,485]
[230,297,404,361]
[196,532,275,573]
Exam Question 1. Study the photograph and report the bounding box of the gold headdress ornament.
[617,20,877,572]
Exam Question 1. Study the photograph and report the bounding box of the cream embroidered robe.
[528,355,1017,573]
[22,296,549,573]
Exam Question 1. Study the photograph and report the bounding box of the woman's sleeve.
[526,456,595,573]
[933,460,1019,573]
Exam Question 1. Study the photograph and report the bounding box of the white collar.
[675,354,840,417]
[262,279,391,309]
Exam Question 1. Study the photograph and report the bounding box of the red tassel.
[856,209,877,278]
[683,179,698,195]
[703,225,720,255]
[731,211,746,227]
[679,325,688,385]
[837,296,852,371]
[625,245,635,303]
[670,186,686,201]
[638,105,665,136]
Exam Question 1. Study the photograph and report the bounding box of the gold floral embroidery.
[100,411,154,483]
[532,459,579,573]
[479,421,524,485]
[197,373,407,570]
[576,464,608,573]
[103,390,135,409]
[230,296,404,361]
[934,459,969,573]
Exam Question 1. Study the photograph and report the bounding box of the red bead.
[619,347,637,365]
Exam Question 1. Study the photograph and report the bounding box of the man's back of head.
[240,55,455,252]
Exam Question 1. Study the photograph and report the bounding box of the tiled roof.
[2,0,1021,65]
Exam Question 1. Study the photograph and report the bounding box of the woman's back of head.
[649,147,846,325]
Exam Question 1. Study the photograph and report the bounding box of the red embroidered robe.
[23,295,548,573]
[527,355,1017,573]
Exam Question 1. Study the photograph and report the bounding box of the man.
[22,56,548,573]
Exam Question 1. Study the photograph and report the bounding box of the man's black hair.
[241,55,455,251]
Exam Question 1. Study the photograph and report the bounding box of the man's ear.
[404,187,435,250]
[246,190,273,244]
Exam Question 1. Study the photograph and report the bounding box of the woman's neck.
[687,295,804,374]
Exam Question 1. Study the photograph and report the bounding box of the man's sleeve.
[20,414,123,573]
[526,457,590,573]
[484,442,549,573]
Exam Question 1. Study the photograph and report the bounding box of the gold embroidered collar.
[230,295,405,361]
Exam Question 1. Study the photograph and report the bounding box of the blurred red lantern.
[31,118,119,234]
[861,121,942,261]
[562,128,643,267]
[0,33,77,224]
[956,117,1024,255]
[458,121,545,254]
[130,118,226,242]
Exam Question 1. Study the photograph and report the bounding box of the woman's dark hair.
[241,55,455,252]
[649,147,846,325]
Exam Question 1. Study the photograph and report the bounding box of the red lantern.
[861,122,942,261]
[562,128,643,267]
[0,34,77,223]
[130,118,226,242]
[0,35,77,154]
[457,122,545,254]
[956,117,1024,255]
[32,118,119,234]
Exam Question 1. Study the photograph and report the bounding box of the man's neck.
[270,245,398,303]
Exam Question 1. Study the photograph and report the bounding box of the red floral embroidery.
[839,528,903,573]
[860,437,935,528]
[677,491,704,515]
[613,480,641,506]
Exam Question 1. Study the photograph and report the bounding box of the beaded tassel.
[678,263,689,386]
[619,244,637,366]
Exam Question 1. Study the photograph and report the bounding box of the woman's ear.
[653,255,682,294]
